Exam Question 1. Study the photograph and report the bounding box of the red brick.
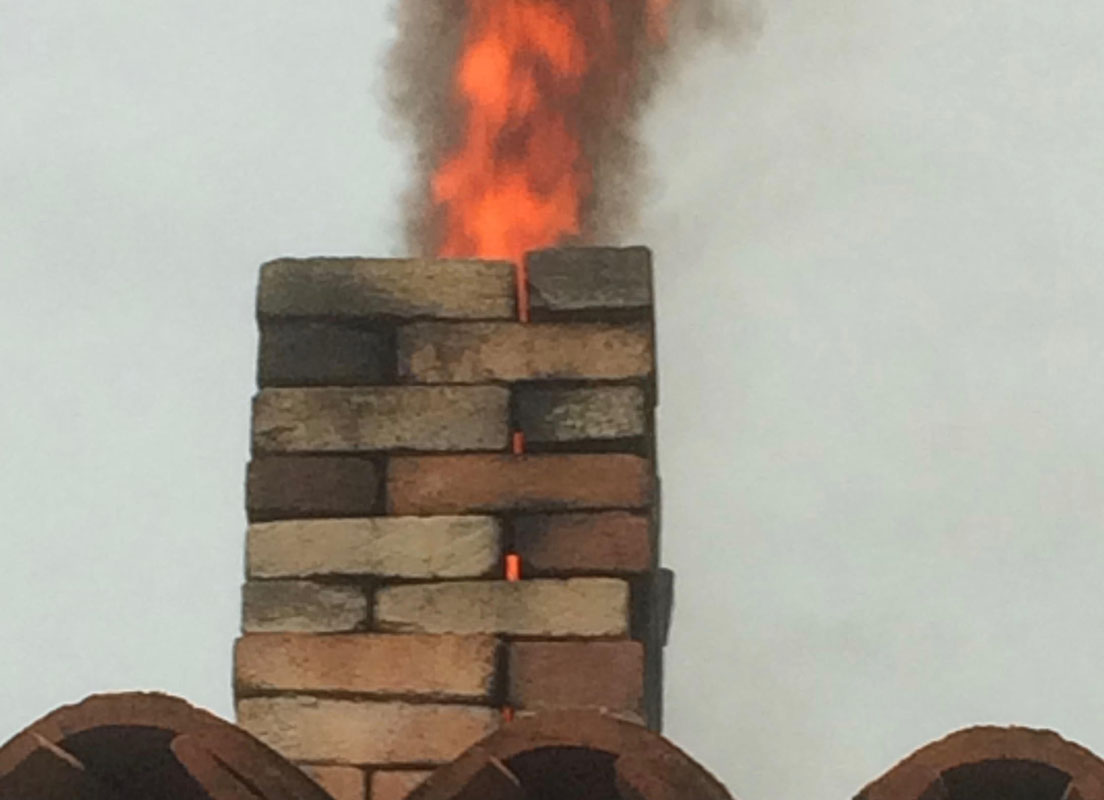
[386,454,652,515]
[514,512,652,575]
[300,765,366,800]
[397,322,652,382]
[247,456,379,522]
[507,641,644,715]
[234,634,499,700]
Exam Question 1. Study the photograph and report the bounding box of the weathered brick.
[258,257,516,320]
[515,385,647,443]
[375,578,630,637]
[371,770,432,800]
[507,641,644,715]
[247,517,501,579]
[241,581,367,633]
[247,456,380,522]
[300,765,366,800]
[513,512,652,575]
[234,634,499,700]
[252,386,509,453]
[258,321,391,387]
[526,246,652,315]
[236,697,498,765]
[386,454,652,515]
[397,322,652,383]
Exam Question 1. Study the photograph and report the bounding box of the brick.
[526,246,652,315]
[371,771,433,800]
[300,765,366,800]
[252,386,509,453]
[515,385,647,443]
[247,517,501,579]
[375,578,630,637]
[234,634,499,700]
[514,512,652,575]
[386,454,652,515]
[247,456,380,522]
[508,641,644,715]
[397,322,652,383]
[241,581,367,633]
[258,321,390,387]
[258,257,515,320]
[236,697,498,765]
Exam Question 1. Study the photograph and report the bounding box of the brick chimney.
[233,247,670,800]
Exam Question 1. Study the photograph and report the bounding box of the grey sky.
[4,2,1104,799]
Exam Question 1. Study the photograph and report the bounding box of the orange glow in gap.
[511,430,526,454]
[502,706,515,722]
[505,553,521,581]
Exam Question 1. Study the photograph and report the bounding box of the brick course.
[397,322,652,383]
[258,258,515,320]
[247,456,380,521]
[234,633,499,700]
[526,246,652,315]
[258,321,391,386]
[237,697,498,765]
[375,578,630,637]
[513,512,652,575]
[241,581,367,633]
[507,641,644,715]
[515,385,647,443]
[247,516,501,579]
[252,386,509,453]
[386,454,652,515]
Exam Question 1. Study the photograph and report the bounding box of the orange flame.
[431,0,672,273]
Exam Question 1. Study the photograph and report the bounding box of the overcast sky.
[4,2,1104,799]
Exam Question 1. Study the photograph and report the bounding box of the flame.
[431,0,672,274]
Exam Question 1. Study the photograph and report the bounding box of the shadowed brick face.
[247,456,379,521]
[235,246,669,772]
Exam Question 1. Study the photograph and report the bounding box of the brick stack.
[233,247,670,800]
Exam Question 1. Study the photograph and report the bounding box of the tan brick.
[514,512,652,575]
[300,765,366,800]
[234,634,499,700]
[515,385,647,443]
[241,581,367,633]
[375,578,629,637]
[397,322,652,383]
[386,454,652,515]
[236,697,498,765]
[508,641,644,715]
[252,386,509,454]
[370,770,432,800]
[247,516,502,580]
[258,257,515,320]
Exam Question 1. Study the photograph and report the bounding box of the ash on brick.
[257,320,393,387]
[258,257,516,320]
[513,511,652,575]
[514,384,647,444]
[241,581,367,633]
[526,246,652,317]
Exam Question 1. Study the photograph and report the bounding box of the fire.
[431,0,672,299]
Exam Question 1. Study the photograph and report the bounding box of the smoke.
[384,0,757,259]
